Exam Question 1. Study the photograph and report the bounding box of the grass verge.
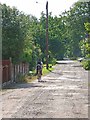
[25,64,54,83]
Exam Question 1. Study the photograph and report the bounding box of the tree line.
[1,1,90,70]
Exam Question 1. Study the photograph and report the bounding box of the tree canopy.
[1,1,90,69]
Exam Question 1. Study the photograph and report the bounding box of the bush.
[70,56,77,60]
[82,60,90,70]
[16,74,26,83]
[49,58,56,65]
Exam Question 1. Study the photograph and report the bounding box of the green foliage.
[2,4,25,63]
[16,74,26,83]
[82,22,90,70]
[2,1,90,70]
[2,3,42,67]
[65,2,89,58]
[84,22,90,33]
[42,64,54,75]
[82,60,90,70]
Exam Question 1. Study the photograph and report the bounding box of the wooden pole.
[46,1,49,69]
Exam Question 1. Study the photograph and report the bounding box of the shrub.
[16,74,26,83]
[82,60,90,70]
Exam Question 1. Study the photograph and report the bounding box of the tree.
[2,4,26,63]
[82,22,90,70]
[64,1,89,58]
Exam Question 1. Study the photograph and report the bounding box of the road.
[1,61,89,118]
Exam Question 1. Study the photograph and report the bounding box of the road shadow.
[51,71,62,75]
[2,68,63,90]
[72,65,82,67]
[2,81,45,90]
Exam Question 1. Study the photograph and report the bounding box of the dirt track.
[1,61,89,118]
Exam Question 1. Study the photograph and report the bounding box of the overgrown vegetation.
[23,64,54,83]
[82,22,90,70]
[1,1,90,70]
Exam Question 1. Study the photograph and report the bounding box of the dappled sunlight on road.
[1,61,88,118]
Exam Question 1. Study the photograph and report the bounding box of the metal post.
[46,1,49,69]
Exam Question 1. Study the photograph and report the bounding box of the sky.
[0,0,79,19]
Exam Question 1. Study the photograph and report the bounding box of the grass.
[1,64,54,89]
[1,64,55,85]
[25,64,54,83]
[42,64,54,75]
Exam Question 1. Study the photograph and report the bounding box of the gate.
[2,60,11,83]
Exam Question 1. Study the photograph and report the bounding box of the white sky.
[0,0,79,18]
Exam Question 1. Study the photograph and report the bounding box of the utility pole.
[46,1,49,69]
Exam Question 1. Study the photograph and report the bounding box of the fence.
[2,60,11,84]
[2,60,29,86]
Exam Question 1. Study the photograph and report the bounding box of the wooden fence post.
[9,57,12,82]
[13,65,16,82]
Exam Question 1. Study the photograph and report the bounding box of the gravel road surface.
[1,61,89,118]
